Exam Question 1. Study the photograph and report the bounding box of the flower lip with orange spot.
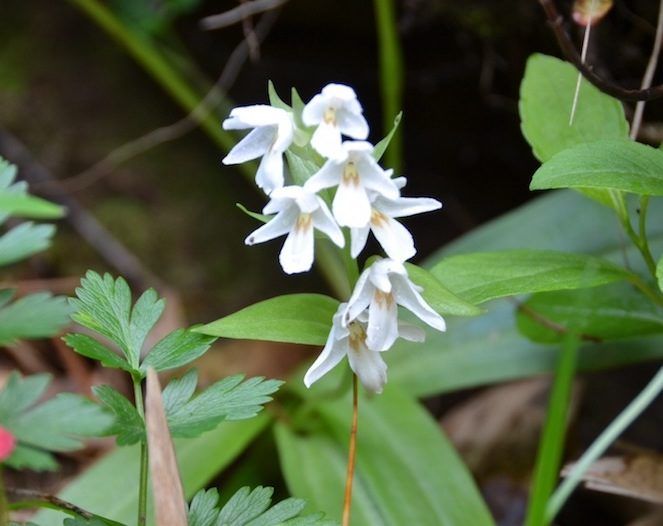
[304,303,425,393]
[302,83,369,159]
[245,186,344,274]
[304,141,399,228]
[222,105,295,195]
[344,258,446,352]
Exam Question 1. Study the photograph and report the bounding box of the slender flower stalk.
[342,374,359,526]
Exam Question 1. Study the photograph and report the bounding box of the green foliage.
[93,385,145,446]
[196,294,340,346]
[110,0,203,36]
[0,222,56,266]
[278,386,494,525]
[0,159,65,219]
[67,271,215,375]
[404,263,481,316]
[0,373,112,470]
[0,292,71,345]
[517,284,663,343]
[431,249,632,304]
[34,417,271,525]
[658,256,663,292]
[163,370,282,438]
[188,486,337,526]
[519,54,629,162]
[531,139,663,196]
[372,111,402,162]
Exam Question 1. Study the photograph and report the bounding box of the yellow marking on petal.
[342,161,360,187]
[370,209,388,227]
[296,213,312,232]
[348,321,367,352]
[374,290,394,309]
[323,107,337,125]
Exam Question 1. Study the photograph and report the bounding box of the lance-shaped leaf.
[431,249,632,304]
[531,140,663,196]
[0,158,64,219]
[0,223,55,266]
[195,294,339,346]
[0,373,112,471]
[405,263,481,316]
[163,370,282,438]
[517,283,663,343]
[373,112,402,161]
[140,329,215,373]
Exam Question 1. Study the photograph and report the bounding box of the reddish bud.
[0,426,16,461]
[572,0,614,27]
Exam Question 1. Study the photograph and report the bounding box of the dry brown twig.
[200,0,288,31]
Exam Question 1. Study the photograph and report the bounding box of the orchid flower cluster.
[222,83,446,393]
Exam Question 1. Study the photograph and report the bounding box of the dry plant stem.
[342,374,359,526]
[200,0,288,30]
[569,0,594,125]
[7,488,95,518]
[630,0,663,140]
[538,0,663,101]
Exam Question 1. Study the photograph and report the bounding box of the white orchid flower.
[302,83,369,159]
[245,186,344,274]
[344,258,446,352]
[222,105,294,195]
[304,303,425,394]
[351,191,442,262]
[304,141,399,228]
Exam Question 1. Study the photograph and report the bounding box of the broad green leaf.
[517,283,663,343]
[164,370,282,437]
[431,249,631,304]
[0,223,55,266]
[0,292,71,345]
[0,373,50,421]
[187,489,219,526]
[386,190,663,397]
[372,111,402,162]
[34,416,272,525]
[278,386,494,525]
[531,140,663,196]
[64,334,134,374]
[657,256,663,292]
[404,263,481,316]
[519,54,628,162]
[93,385,144,446]
[7,444,57,471]
[196,294,339,346]
[141,329,216,373]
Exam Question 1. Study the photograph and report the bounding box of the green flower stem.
[373,0,404,172]
[524,334,579,526]
[133,379,149,526]
[0,466,7,526]
[546,365,663,522]
[620,204,658,281]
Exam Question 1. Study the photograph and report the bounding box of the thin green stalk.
[133,380,148,526]
[0,467,7,526]
[373,0,404,172]
[621,212,658,279]
[524,334,579,526]
[546,365,663,521]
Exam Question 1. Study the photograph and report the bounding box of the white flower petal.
[322,83,359,102]
[304,335,348,388]
[312,202,345,248]
[245,208,297,245]
[378,196,442,218]
[366,294,399,351]
[397,321,426,343]
[368,261,393,293]
[279,218,315,274]
[304,160,342,193]
[310,121,343,159]
[393,275,446,332]
[350,226,370,258]
[358,161,400,200]
[333,178,371,227]
[392,176,407,190]
[222,126,274,165]
[255,150,284,194]
[337,109,369,140]
[347,344,388,394]
[302,94,327,126]
[223,105,287,129]
[371,216,416,262]
[344,269,373,324]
